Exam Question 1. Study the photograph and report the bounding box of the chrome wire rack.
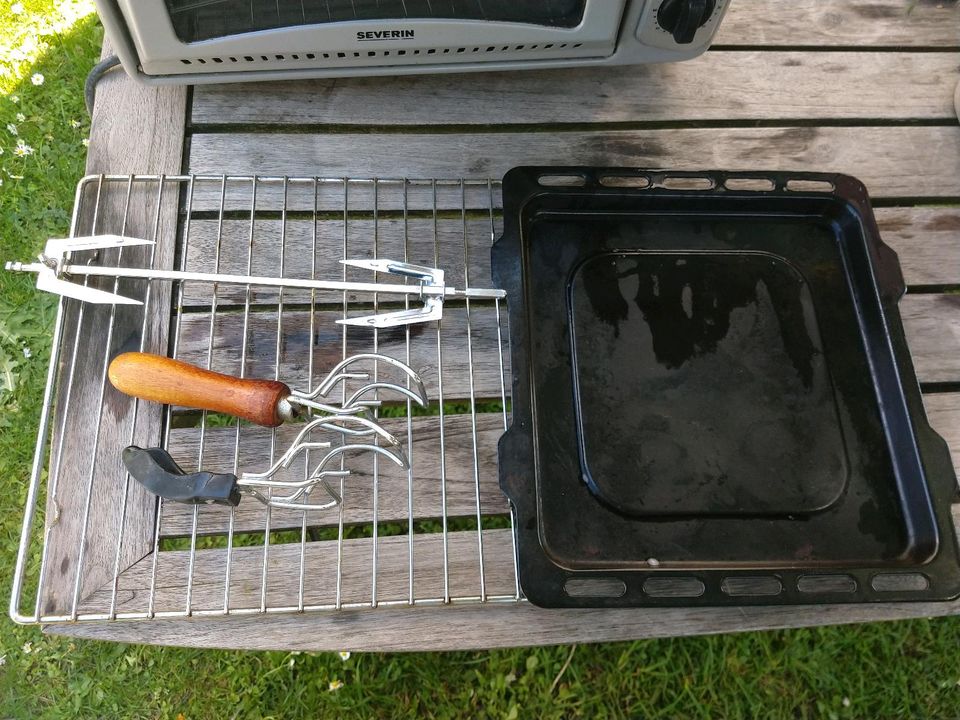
[11,174,521,624]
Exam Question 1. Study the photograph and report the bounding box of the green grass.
[3,3,960,718]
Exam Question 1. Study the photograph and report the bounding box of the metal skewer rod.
[6,260,507,300]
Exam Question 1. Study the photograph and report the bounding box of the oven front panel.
[166,0,590,43]
[113,0,628,75]
[99,0,730,81]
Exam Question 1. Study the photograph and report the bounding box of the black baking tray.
[492,167,960,607]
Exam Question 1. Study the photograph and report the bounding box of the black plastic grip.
[122,446,242,506]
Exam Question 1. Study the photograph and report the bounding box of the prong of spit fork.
[9,238,504,328]
[6,235,156,305]
[337,258,445,328]
[291,352,429,412]
[237,415,409,510]
[121,415,411,512]
[241,442,409,511]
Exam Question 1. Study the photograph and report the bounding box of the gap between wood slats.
[189,52,960,127]
[187,127,960,199]
[79,529,516,616]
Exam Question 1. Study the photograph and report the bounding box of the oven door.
[111,0,629,76]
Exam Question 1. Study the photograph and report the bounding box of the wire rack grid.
[10,173,523,624]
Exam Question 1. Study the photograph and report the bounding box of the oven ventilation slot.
[797,574,858,594]
[643,577,706,598]
[720,576,784,597]
[178,43,584,66]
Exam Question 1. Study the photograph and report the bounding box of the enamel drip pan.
[492,167,960,607]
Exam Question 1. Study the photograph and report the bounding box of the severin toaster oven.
[95,0,731,84]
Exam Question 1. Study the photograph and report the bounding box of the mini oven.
[95,0,731,84]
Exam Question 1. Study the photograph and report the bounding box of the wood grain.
[44,595,960,652]
[191,52,960,126]
[925,393,960,474]
[716,0,960,47]
[173,304,511,403]
[875,207,960,286]
[77,529,516,616]
[37,41,186,617]
[188,127,960,199]
[84,41,188,177]
[178,216,500,307]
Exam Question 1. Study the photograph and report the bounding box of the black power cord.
[83,54,121,116]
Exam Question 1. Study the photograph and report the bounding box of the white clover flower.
[81,138,89,147]
[69,119,81,129]
[22,347,32,358]
[13,141,34,157]
[338,651,351,661]
[842,698,851,708]
[22,641,32,654]
[10,2,24,14]
[10,95,19,104]
[15,113,24,122]
[6,123,17,136]
[31,73,44,86]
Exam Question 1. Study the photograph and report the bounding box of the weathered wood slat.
[716,0,960,48]
[182,176,501,215]
[188,127,960,199]
[902,295,960,383]
[924,392,960,476]
[174,304,510,402]
[876,207,960,286]
[47,593,960,652]
[174,208,960,311]
[79,529,517,616]
[159,414,508,537]
[191,52,960,126]
[36,41,186,617]
[180,216,498,306]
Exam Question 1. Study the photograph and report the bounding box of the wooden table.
[35,0,960,651]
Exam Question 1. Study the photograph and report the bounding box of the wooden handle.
[108,352,292,427]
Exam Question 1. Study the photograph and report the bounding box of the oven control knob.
[656,0,717,44]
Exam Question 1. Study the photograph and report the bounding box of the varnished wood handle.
[108,352,292,427]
